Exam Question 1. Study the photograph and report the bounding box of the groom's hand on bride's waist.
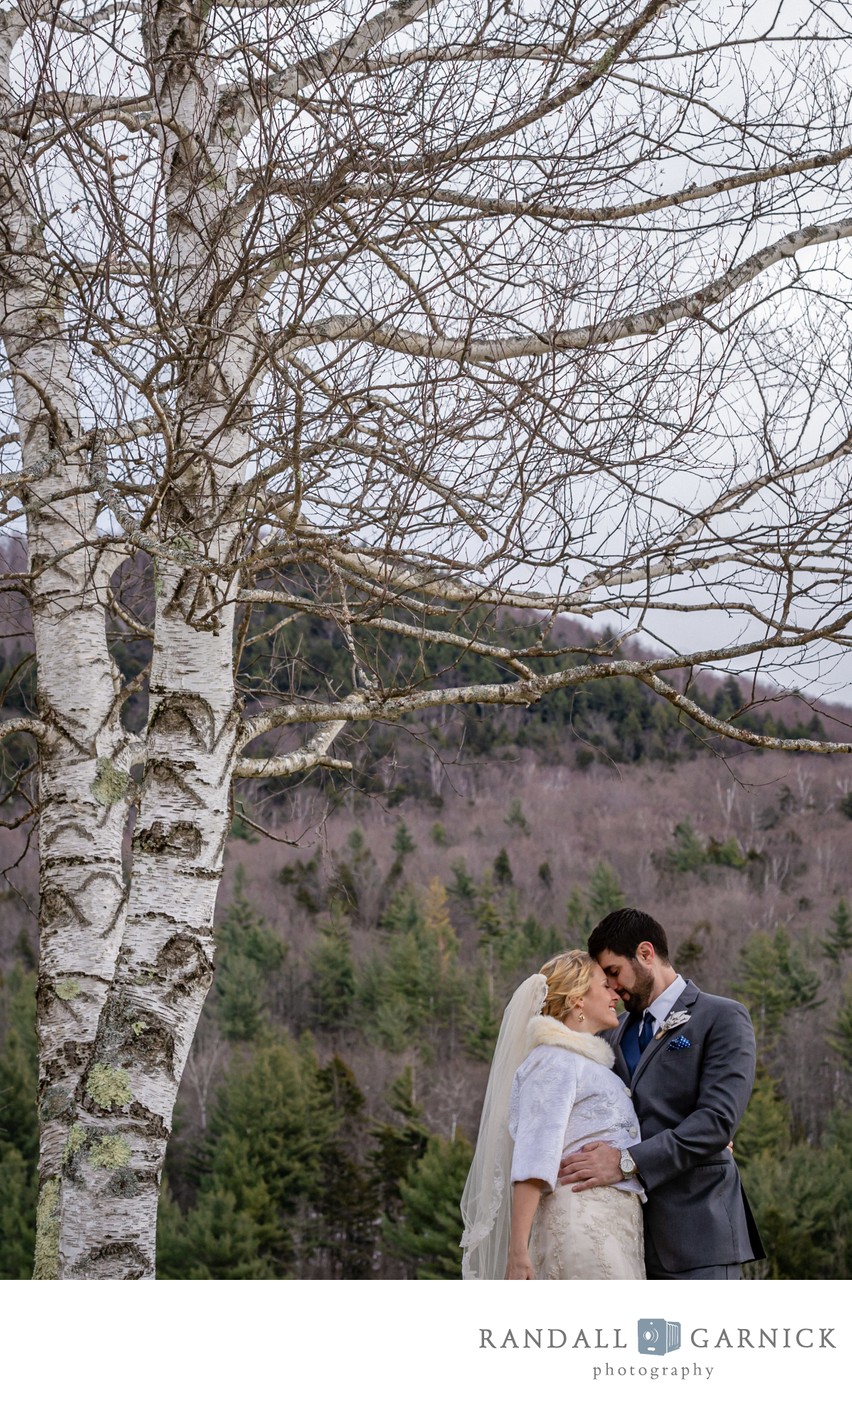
[558,1142,622,1191]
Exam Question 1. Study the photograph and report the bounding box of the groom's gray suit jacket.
[607,981,765,1273]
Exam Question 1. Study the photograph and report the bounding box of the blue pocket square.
[668,1035,691,1050]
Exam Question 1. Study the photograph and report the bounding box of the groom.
[559,907,765,1280]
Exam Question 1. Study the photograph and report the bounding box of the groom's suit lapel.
[619,980,701,1090]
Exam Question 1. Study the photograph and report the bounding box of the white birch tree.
[2,0,852,1277]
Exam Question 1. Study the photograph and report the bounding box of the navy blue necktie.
[638,1010,655,1053]
[623,1011,655,1076]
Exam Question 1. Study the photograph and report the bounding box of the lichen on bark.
[54,978,80,1000]
[63,1123,88,1162]
[89,1135,133,1169]
[86,1064,132,1109]
[91,756,133,805]
[33,1178,60,1279]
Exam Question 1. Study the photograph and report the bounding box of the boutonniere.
[655,1010,691,1039]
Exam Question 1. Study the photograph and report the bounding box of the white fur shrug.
[508,1017,644,1196]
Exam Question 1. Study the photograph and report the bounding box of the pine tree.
[743,1110,852,1279]
[0,1148,38,1280]
[493,847,513,886]
[504,797,530,834]
[734,928,822,1055]
[828,980,852,1072]
[461,963,501,1062]
[392,819,416,859]
[733,1068,792,1168]
[0,964,38,1278]
[382,1132,473,1278]
[0,964,39,1166]
[164,1032,341,1277]
[653,819,707,877]
[587,859,625,915]
[307,905,357,1030]
[369,1068,430,1224]
[311,1057,379,1278]
[822,899,852,965]
[447,858,476,903]
[359,884,466,1053]
[214,867,288,1041]
[157,1182,274,1279]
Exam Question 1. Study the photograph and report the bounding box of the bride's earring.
[576,1009,585,1024]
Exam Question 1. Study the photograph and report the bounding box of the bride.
[461,950,645,1280]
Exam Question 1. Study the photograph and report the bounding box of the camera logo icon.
[638,1319,681,1356]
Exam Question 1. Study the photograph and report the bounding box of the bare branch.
[279,218,852,364]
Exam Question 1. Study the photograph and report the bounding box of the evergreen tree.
[587,859,625,916]
[704,835,747,868]
[743,1109,852,1279]
[522,913,561,965]
[447,858,476,903]
[369,1068,430,1226]
[307,905,357,1029]
[653,819,706,877]
[312,1057,379,1278]
[278,853,324,914]
[828,980,852,1073]
[673,922,710,977]
[734,1068,792,1168]
[157,1182,273,1279]
[493,847,513,886]
[0,1148,37,1280]
[214,866,288,1040]
[0,964,38,1278]
[0,964,38,1166]
[382,1132,473,1278]
[734,928,822,1055]
[822,899,852,965]
[392,819,416,859]
[673,937,705,975]
[163,1032,340,1277]
[504,797,530,834]
[359,884,466,1054]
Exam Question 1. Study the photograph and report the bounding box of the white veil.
[459,972,548,1279]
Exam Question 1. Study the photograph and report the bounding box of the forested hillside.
[2,536,852,1278]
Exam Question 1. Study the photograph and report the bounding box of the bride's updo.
[539,950,597,1023]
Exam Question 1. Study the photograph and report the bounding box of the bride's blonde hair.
[539,950,597,1023]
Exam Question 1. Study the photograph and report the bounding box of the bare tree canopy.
[2,0,852,1278]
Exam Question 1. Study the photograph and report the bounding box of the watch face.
[620,1154,635,1174]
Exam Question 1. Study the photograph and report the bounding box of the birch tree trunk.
[0,10,133,1278]
[42,1,256,1275]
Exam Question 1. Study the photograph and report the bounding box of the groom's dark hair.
[587,908,670,962]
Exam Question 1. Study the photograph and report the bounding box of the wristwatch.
[619,1149,638,1177]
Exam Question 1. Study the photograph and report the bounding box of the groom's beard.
[619,963,655,1015]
